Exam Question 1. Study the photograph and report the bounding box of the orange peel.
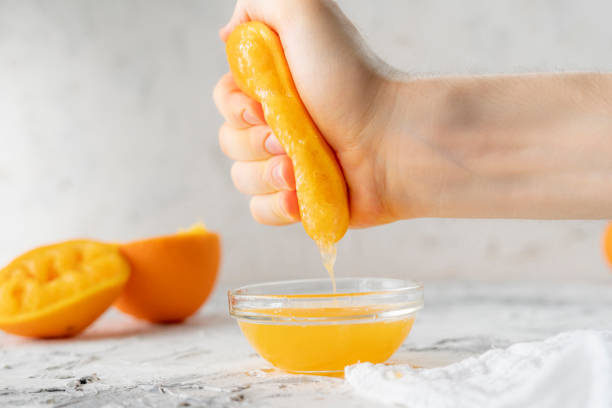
[114,224,221,323]
[226,21,350,249]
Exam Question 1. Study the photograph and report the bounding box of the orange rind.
[114,224,221,323]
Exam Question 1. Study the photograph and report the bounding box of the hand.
[214,0,397,228]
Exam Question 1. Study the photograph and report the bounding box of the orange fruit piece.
[226,21,350,250]
[604,222,612,268]
[114,224,221,323]
[0,240,130,338]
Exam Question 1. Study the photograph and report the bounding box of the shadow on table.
[72,310,232,342]
[0,309,233,345]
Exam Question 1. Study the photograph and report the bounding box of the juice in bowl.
[228,278,424,376]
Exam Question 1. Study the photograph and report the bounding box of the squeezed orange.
[237,305,415,375]
[226,22,350,289]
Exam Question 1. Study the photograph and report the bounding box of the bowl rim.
[227,277,424,324]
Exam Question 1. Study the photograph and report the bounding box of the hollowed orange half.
[0,240,130,338]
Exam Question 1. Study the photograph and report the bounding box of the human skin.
[213,0,612,227]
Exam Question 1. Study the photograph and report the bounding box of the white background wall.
[1,0,611,288]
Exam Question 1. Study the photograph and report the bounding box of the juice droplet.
[318,243,337,293]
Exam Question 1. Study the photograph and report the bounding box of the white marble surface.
[1,1,612,286]
[1,280,611,407]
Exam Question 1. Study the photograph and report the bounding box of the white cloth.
[345,330,612,408]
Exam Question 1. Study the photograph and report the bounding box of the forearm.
[380,73,612,219]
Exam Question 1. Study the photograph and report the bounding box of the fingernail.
[272,163,288,189]
[243,109,263,125]
[264,133,284,155]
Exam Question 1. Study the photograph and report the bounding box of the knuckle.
[274,155,294,188]
[280,191,299,220]
[212,78,226,107]
[218,123,228,144]
[213,73,235,110]
[245,126,273,160]
[274,192,291,220]
[267,153,284,169]
[278,154,292,168]
[248,126,264,155]
[218,123,233,157]
[235,106,247,125]
[263,166,276,189]
[230,162,243,189]
[253,195,283,223]
[249,197,266,224]
[264,155,283,187]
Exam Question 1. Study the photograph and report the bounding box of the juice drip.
[318,243,337,293]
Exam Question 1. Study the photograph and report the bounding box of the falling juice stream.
[318,243,337,293]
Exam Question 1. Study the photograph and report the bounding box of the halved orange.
[0,240,130,338]
[114,224,221,323]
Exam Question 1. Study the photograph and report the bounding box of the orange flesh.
[0,240,130,338]
[238,305,414,375]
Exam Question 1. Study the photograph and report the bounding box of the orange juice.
[229,278,424,376]
[318,243,337,292]
[237,305,415,375]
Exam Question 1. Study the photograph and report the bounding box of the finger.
[219,123,285,161]
[250,191,300,225]
[213,73,265,128]
[220,0,288,42]
[231,155,295,195]
[219,2,249,41]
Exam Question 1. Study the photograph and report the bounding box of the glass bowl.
[228,277,424,376]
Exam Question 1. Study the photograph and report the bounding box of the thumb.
[219,2,248,41]
[219,0,289,42]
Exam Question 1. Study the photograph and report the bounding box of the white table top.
[1,281,611,407]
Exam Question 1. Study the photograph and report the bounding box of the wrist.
[375,73,612,221]
[377,76,486,219]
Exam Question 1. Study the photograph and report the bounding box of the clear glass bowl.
[228,278,424,376]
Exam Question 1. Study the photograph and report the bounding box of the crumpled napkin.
[345,330,612,408]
